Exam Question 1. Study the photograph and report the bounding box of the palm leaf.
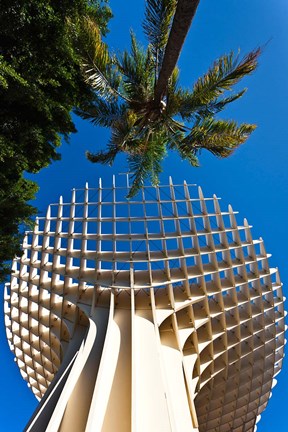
[79,17,121,100]
[203,90,247,115]
[165,66,181,115]
[108,111,145,153]
[179,118,256,160]
[177,49,260,120]
[127,131,167,197]
[86,110,140,167]
[75,99,126,128]
[142,0,177,71]
[86,145,119,166]
[176,147,200,167]
[115,33,155,102]
[176,88,247,120]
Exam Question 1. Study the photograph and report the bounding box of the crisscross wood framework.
[4,177,285,432]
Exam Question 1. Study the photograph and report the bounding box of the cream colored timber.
[55,310,110,432]
[4,177,285,432]
[25,325,86,432]
[83,294,132,432]
[131,298,173,432]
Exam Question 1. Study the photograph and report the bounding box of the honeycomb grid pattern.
[4,177,286,432]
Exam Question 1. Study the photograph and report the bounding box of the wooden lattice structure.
[4,177,285,432]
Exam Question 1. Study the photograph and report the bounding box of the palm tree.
[76,0,260,197]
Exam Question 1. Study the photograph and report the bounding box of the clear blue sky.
[1,1,288,430]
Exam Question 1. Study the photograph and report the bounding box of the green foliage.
[0,56,27,89]
[77,0,259,197]
[0,0,112,282]
[77,15,119,100]
[176,49,260,120]
[0,173,37,282]
[176,118,256,161]
[143,0,177,69]
[87,0,112,36]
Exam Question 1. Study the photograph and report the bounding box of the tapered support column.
[25,292,198,432]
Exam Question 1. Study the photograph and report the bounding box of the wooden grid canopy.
[4,177,286,432]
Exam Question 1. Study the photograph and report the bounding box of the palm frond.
[194,49,260,100]
[86,144,119,166]
[86,109,140,168]
[127,131,167,197]
[115,33,155,102]
[203,89,247,115]
[176,88,247,120]
[176,147,200,167]
[178,49,260,120]
[116,32,147,82]
[179,118,256,160]
[75,99,126,128]
[142,0,177,70]
[164,118,185,140]
[79,17,121,100]
[108,111,142,151]
[165,67,180,114]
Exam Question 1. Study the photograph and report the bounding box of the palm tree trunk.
[154,0,200,104]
